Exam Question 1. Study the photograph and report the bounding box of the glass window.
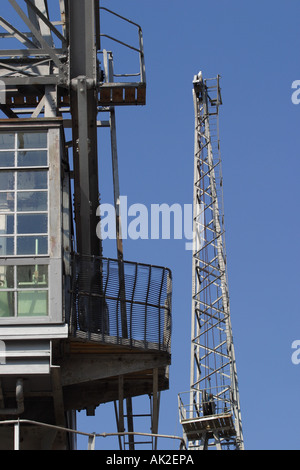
[0,263,14,318]
[18,132,47,150]
[17,214,48,235]
[17,265,48,289]
[0,133,14,150]
[0,193,14,212]
[0,265,49,317]
[17,191,47,212]
[17,236,48,256]
[0,135,49,257]
[17,291,48,317]
[0,266,14,289]
[0,152,15,168]
[0,292,14,317]
[0,214,14,235]
[17,171,47,190]
[17,150,47,167]
[0,237,14,256]
[0,171,15,191]
[0,130,51,320]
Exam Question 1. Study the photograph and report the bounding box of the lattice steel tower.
[178,73,244,450]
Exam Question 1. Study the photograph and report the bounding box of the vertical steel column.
[69,0,101,257]
[104,50,128,338]
[104,49,135,450]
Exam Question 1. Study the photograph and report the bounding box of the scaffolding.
[178,73,244,450]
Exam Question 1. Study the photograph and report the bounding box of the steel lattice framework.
[179,73,244,450]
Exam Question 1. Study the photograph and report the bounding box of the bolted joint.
[71,77,96,92]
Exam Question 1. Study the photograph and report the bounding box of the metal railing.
[178,386,233,423]
[99,6,146,85]
[0,418,185,450]
[69,255,172,353]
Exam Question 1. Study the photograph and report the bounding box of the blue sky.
[75,0,300,451]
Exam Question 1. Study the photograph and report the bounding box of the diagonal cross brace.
[8,0,64,70]
[23,0,67,45]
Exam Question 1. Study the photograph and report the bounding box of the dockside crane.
[178,73,244,450]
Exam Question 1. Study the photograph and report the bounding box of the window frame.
[0,131,49,258]
[0,122,63,325]
[0,262,50,318]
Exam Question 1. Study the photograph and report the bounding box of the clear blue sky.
[76,0,300,451]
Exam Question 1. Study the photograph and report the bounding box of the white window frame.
[0,122,63,325]
[0,131,49,257]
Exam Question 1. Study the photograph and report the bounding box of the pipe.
[0,379,24,416]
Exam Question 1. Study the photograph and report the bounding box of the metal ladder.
[114,370,161,451]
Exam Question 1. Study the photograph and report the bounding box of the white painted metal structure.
[178,73,244,450]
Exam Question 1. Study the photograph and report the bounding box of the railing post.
[14,420,20,450]
[152,368,159,450]
[88,433,96,450]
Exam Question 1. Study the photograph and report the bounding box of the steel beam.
[25,0,66,45]
[8,0,63,70]
[69,0,101,257]
[26,0,54,47]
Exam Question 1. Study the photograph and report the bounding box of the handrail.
[99,7,146,85]
[100,7,142,30]
[0,418,185,450]
[178,386,234,422]
[100,34,142,54]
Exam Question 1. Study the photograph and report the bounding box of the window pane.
[18,132,47,150]
[17,150,47,167]
[0,193,14,212]
[17,171,47,190]
[17,290,48,317]
[0,292,14,317]
[0,266,14,289]
[17,214,47,234]
[17,236,48,255]
[0,152,15,167]
[17,192,47,212]
[0,237,14,256]
[0,172,14,191]
[0,133,15,150]
[0,214,14,235]
[17,265,48,289]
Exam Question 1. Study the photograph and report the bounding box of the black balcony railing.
[69,255,172,353]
